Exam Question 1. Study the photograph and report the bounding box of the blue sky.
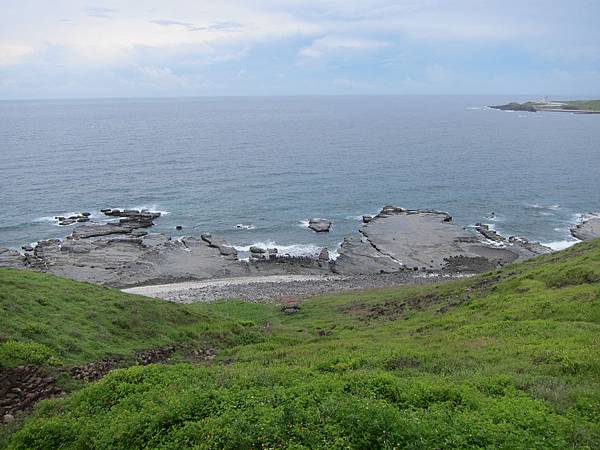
[1,0,599,98]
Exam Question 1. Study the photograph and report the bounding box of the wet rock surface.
[308,218,331,232]
[0,204,570,288]
[333,206,550,275]
[201,233,238,258]
[571,215,600,241]
[54,212,91,226]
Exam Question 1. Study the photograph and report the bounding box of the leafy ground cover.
[1,239,600,448]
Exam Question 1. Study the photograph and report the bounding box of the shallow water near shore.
[1,95,599,253]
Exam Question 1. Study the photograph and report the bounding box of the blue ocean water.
[1,96,599,254]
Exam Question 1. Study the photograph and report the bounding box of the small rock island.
[490,99,600,114]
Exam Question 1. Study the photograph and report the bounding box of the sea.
[1,95,599,256]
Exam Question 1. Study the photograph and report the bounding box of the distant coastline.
[489,99,600,114]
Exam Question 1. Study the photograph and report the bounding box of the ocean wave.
[124,205,170,215]
[526,203,561,210]
[34,212,81,224]
[235,224,256,230]
[345,212,378,221]
[234,241,322,257]
[542,240,578,251]
[574,212,600,223]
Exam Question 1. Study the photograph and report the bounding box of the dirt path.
[122,273,459,303]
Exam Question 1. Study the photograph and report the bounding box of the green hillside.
[2,239,600,449]
[559,100,600,112]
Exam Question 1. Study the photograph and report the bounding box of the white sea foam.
[345,212,378,221]
[298,220,310,228]
[235,241,322,257]
[127,205,170,215]
[235,224,256,230]
[34,212,80,224]
[527,203,560,210]
[542,240,579,251]
[34,205,170,225]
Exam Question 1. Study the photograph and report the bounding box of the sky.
[1,0,600,98]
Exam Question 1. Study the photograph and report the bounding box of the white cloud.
[0,1,598,97]
[0,43,34,66]
[299,35,390,58]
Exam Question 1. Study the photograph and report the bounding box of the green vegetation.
[559,100,600,112]
[491,99,600,112]
[2,240,600,449]
[491,101,538,112]
[0,269,262,368]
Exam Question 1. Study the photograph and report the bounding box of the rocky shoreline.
[1,206,598,296]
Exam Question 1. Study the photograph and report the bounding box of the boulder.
[318,248,329,261]
[308,218,331,233]
[571,215,600,241]
[362,215,373,223]
[198,234,237,258]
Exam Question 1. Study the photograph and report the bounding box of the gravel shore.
[122,272,465,303]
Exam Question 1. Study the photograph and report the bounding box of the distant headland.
[489,99,600,114]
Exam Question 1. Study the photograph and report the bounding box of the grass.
[559,100,600,112]
[2,239,600,448]
[0,269,263,369]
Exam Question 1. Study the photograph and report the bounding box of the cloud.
[0,1,598,97]
[189,22,244,32]
[299,35,390,58]
[86,6,117,18]
[150,19,195,28]
[0,43,34,66]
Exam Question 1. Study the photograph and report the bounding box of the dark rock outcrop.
[474,223,551,258]
[308,218,331,232]
[200,233,238,258]
[0,366,64,419]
